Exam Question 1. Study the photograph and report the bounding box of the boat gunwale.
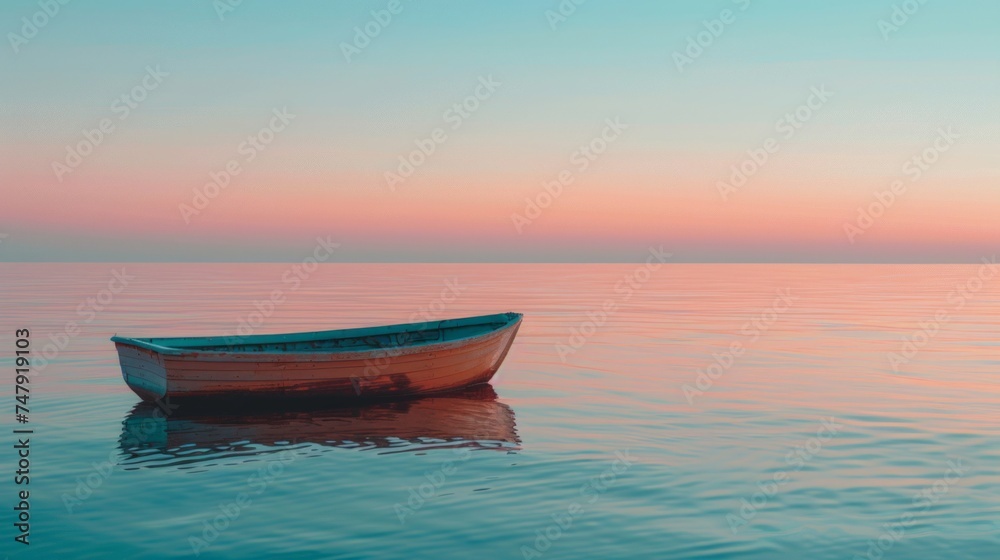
[111,312,522,358]
[138,324,512,364]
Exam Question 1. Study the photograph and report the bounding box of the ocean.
[1,263,998,559]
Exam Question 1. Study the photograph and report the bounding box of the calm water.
[2,263,998,559]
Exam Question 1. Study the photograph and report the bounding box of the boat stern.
[113,339,169,402]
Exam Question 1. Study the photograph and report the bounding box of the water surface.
[2,264,998,559]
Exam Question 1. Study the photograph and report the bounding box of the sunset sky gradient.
[1,0,997,262]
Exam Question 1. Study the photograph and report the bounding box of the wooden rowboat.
[111,312,522,401]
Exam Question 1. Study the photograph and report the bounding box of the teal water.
[1,263,998,559]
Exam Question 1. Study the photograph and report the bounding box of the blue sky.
[1,0,997,261]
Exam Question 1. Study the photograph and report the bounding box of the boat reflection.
[117,385,519,470]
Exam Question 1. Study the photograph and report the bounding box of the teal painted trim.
[111,312,522,356]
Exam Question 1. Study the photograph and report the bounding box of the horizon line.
[2,260,994,265]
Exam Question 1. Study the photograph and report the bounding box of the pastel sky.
[1,0,997,262]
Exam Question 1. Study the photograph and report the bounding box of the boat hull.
[113,313,521,401]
